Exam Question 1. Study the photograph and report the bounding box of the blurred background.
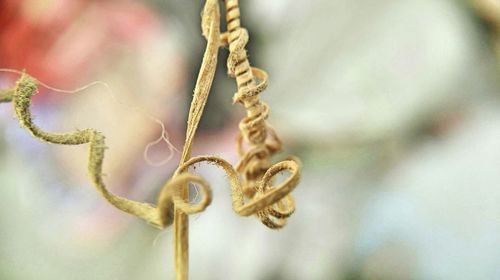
[0,0,499,279]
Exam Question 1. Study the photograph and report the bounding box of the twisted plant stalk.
[0,0,300,279]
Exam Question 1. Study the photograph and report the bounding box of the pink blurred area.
[0,0,162,89]
[0,0,240,244]
[0,0,186,238]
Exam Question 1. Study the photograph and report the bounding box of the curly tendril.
[6,73,300,230]
[220,0,300,228]
[1,0,301,278]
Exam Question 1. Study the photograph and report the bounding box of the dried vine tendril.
[0,0,301,279]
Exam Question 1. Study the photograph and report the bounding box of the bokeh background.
[1,0,499,279]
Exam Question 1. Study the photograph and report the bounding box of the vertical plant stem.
[172,1,221,278]
[174,146,193,280]
[174,210,189,280]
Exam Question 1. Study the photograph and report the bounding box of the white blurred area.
[1,0,499,279]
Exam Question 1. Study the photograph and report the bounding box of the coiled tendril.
[1,73,299,228]
[0,0,301,278]
[222,0,300,228]
[0,0,299,230]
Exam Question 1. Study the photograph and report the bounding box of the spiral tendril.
[222,0,299,228]
[0,0,301,278]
